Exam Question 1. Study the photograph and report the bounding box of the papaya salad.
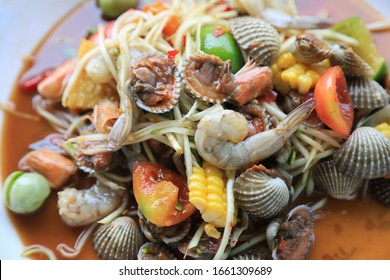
[2,0,390,260]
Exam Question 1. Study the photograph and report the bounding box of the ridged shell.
[232,247,272,260]
[182,52,235,103]
[290,33,332,64]
[333,127,390,179]
[273,205,314,260]
[234,166,290,219]
[230,16,280,66]
[369,178,390,208]
[137,242,177,260]
[93,216,144,260]
[329,44,374,77]
[130,51,181,113]
[138,209,191,244]
[313,160,363,199]
[348,77,389,109]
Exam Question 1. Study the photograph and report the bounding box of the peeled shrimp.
[194,98,315,170]
[57,182,124,227]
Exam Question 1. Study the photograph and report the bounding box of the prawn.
[57,182,124,227]
[194,98,316,170]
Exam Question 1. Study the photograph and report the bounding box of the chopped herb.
[195,247,202,255]
[142,248,148,254]
[175,203,183,212]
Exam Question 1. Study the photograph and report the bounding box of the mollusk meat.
[137,242,177,260]
[333,127,390,179]
[271,205,315,260]
[348,77,389,110]
[369,178,390,208]
[329,43,374,77]
[234,165,290,219]
[290,33,332,64]
[230,16,281,66]
[130,52,181,113]
[93,216,144,260]
[239,103,275,138]
[182,52,235,103]
[313,160,363,199]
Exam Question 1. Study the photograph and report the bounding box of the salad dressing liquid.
[1,0,389,260]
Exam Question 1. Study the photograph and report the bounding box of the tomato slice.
[132,162,196,227]
[313,66,354,137]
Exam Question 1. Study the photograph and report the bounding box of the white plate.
[0,0,388,260]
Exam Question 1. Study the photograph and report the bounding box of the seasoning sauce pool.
[1,0,389,260]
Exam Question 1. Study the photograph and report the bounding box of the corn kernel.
[281,70,299,88]
[297,74,313,94]
[382,130,390,139]
[204,224,221,239]
[375,122,390,132]
[277,53,297,69]
[306,70,320,84]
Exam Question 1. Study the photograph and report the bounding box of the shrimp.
[37,60,76,100]
[57,182,124,227]
[194,98,316,170]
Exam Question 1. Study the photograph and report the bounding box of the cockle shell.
[234,165,290,219]
[93,216,144,260]
[137,242,177,260]
[290,33,332,64]
[182,52,235,104]
[333,127,390,179]
[138,209,191,244]
[348,77,389,109]
[271,205,315,260]
[230,16,281,66]
[329,43,374,77]
[313,160,363,199]
[130,51,181,113]
[232,247,272,260]
[369,178,390,208]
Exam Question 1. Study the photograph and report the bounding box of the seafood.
[230,16,280,66]
[28,133,67,155]
[329,43,374,77]
[130,52,181,113]
[290,33,332,64]
[369,178,390,208]
[137,242,177,260]
[182,52,235,104]
[93,216,143,260]
[267,205,315,260]
[18,149,77,189]
[178,235,220,260]
[194,98,316,170]
[37,60,76,100]
[313,160,363,199]
[232,247,272,260]
[138,210,191,244]
[348,77,389,110]
[234,165,290,219]
[333,127,390,179]
[239,103,276,138]
[57,182,124,227]
[229,61,273,106]
[90,99,120,134]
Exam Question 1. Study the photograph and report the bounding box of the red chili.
[181,35,187,47]
[167,49,180,61]
[18,69,53,93]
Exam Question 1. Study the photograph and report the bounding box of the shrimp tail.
[276,98,316,138]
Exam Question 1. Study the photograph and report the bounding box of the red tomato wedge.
[313,66,354,137]
[132,162,196,227]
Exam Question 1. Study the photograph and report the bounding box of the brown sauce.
[1,0,390,260]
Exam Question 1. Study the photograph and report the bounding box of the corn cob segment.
[271,52,329,95]
[188,162,232,238]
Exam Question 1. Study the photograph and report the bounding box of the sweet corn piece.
[188,162,230,237]
[276,52,297,69]
[297,74,313,95]
[281,70,299,89]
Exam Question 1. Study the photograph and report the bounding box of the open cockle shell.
[313,160,363,199]
[137,242,177,260]
[233,165,290,219]
[130,51,181,113]
[290,33,332,64]
[93,216,144,260]
[348,77,389,109]
[182,52,235,104]
[333,127,390,179]
[230,16,281,66]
